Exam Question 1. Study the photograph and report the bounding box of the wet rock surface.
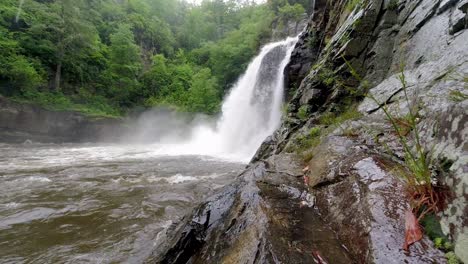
[150,154,355,263]
[153,142,446,263]
[307,137,446,263]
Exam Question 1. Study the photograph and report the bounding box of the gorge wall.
[0,96,124,143]
[151,0,467,263]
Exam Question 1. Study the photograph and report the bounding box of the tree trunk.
[55,61,62,92]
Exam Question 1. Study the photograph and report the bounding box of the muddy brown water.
[0,143,244,263]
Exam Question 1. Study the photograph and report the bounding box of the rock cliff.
[0,96,123,143]
[151,0,467,263]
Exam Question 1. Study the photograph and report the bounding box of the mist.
[121,107,218,144]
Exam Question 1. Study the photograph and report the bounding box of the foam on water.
[23,176,52,183]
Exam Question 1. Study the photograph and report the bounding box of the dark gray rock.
[304,135,446,263]
[150,154,355,264]
[0,96,124,143]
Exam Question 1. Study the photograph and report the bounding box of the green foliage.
[185,68,220,113]
[448,90,468,102]
[308,30,319,49]
[0,0,283,115]
[278,3,305,23]
[104,23,142,107]
[345,57,434,192]
[318,67,336,87]
[434,237,444,249]
[294,126,322,161]
[420,214,446,241]
[308,127,321,137]
[282,104,290,116]
[290,103,362,161]
[3,56,44,93]
[318,107,362,126]
[192,5,275,90]
[345,0,363,12]
[390,74,432,186]
[297,105,309,120]
[296,127,321,150]
[445,252,461,264]
[14,90,120,117]
[388,0,399,11]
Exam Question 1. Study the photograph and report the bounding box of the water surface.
[0,143,243,263]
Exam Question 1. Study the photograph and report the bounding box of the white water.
[15,0,25,23]
[153,36,299,162]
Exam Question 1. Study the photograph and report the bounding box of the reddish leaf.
[303,175,310,186]
[403,210,423,251]
[311,250,328,264]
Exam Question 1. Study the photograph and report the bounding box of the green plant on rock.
[296,128,321,150]
[318,66,336,87]
[309,127,321,137]
[297,105,310,120]
[308,30,319,49]
[445,252,461,264]
[388,0,399,11]
[434,237,444,249]
[318,106,362,127]
[339,32,351,47]
[345,0,363,12]
[282,104,290,117]
[301,149,315,163]
[448,90,468,102]
[345,59,433,188]
[367,72,447,227]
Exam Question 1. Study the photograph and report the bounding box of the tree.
[49,0,98,91]
[141,54,171,98]
[185,68,220,113]
[278,3,305,23]
[0,0,283,115]
[106,24,142,106]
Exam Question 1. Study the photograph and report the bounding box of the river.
[0,143,243,263]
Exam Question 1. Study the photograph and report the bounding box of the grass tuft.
[448,90,468,102]
[345,0,363,12]
[297,105,309,120]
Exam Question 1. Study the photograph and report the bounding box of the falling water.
[215,36,299,156]
[170,36,299,162]
[15,0,25,23]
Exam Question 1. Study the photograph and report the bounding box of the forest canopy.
[0,0,308,116]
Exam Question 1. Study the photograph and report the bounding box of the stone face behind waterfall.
[252,45,289,125]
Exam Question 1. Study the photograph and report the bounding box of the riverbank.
[0,96,124,143]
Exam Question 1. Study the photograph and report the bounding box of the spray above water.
[149,36,299,162]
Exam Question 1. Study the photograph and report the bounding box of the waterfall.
[215,36,299,157]
[146,36,299,162]
[15,0,25,23]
